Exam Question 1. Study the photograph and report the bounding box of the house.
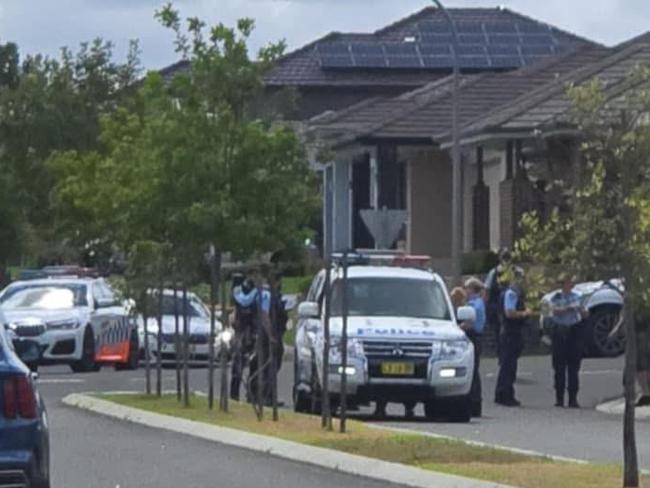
[311,30,650,273]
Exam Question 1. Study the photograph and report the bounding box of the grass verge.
[99,393,646,488]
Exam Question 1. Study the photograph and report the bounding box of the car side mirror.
[298,301,319,319]
[457,306,476,323]
[95,297,115,309]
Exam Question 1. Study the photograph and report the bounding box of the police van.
[293,253,476,422]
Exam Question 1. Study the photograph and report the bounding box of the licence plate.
[381,362,415,376]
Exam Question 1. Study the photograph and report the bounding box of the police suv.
[293,254,476,422]
[0,271,138,373]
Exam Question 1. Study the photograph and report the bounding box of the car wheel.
[115,330,139,371]
[591,307,625,357]
[309,360,322,416]
[70,326,97,373]
[424,400,439,421]
[293,351,311,413]
[447,396,472,423]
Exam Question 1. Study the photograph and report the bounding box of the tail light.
[2,376,36,419]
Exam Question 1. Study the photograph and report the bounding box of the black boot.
[568,394,580,409]
[555,392,564,408]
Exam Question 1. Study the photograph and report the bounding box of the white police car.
[0,276,138,372]
[293,254,476,422]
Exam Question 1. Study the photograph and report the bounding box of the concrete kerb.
[62,393,513,488]
[596,397,650,420]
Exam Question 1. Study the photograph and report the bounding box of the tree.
[0,39,140,265]
[50,4,318,407]
[514,70,650,487]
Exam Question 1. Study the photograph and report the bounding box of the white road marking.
[38,378,86,384]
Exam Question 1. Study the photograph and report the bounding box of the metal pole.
[432,0,462,284]
[339,251,349,433]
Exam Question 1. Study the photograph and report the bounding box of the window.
[1,284,88,310]
[330,278,451,320]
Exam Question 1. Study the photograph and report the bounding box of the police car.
[0,274,138,373]
[293,253,476,422]
[137,289,229,363]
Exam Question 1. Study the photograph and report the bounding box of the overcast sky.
[1,1,649,71]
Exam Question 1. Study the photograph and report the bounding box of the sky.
[1,0,650,71]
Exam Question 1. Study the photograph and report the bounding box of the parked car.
[540,279,624,357]
[0,276,139,373]
[137,290,229,364]
[0,309,50,488]
[293,253,476,422]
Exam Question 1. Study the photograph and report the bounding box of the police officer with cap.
[494,267,533,407]
[462,277,486,417]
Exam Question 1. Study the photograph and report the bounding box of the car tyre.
[115,330,139,371]
[424,400,439,421]
[590,307,625,357]
[447,396,472,423]
[70,326,97,373]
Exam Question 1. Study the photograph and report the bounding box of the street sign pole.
[339,251,349,433]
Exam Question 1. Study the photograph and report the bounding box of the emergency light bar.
[330,251,431,270]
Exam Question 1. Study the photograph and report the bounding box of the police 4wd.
[293,256,476,423]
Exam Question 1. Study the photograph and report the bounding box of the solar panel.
[456,45,486,56]
[319,54,355,68]
[488,34,521,45]
[489,55,523,68]
[419,44,452,56]
[458,34,486,45]
[354,55,387,68]
[383,43,418,56]
[317,42,350,55]
[523,55,549,66]
[421,55,455,68]
[484,21,518,33]
[418,21,451,33]
[420,33,455,45]
[521,45,554,56]
[456,21,485,33]
[520,34,556,46]
[386,55,422,68]
[350,43,384,56]
[487,44,520,56]
[517,22,551,33]
[459,56,491,68]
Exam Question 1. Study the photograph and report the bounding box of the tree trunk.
[339,252,349,433]
[321,259,332,430]
[156,283,163,398]
[623,300,640,487]
[173,284,181,402]
[208,247,221,410]
[219,272,229,413]
[182,286,190,408]
[142,291,151,395]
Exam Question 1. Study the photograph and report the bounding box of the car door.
[295,271,325,384]
[92,281,128,362]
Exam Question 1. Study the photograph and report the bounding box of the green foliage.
[461,250,498,276]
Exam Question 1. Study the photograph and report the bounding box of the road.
[39,367,404,488]
[38,353,650,487]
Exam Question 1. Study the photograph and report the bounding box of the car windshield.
[146,295,207,318]
[0,284,88,310]
[330,277,451,320]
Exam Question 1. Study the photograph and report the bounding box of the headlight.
[218,329,233,344]
[46,319,80,330]
[328,337,364,363]
[434,340,470,361]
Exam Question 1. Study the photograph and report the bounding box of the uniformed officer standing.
[494,268,533,407]
[549,274,586,408]
[230,276,259,401]
[462,277,486,417]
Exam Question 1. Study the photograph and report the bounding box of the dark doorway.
[352,154,374,249]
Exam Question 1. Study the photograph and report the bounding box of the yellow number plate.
[381,362,415,376]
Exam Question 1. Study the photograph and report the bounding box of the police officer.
[462,277,486,417]
[549,273,586,408]
[484,249,513,359]
[494,268,533,407]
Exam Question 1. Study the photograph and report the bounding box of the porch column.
[369,147,379,210]
[472,146,490,250]
[500,140,516,248]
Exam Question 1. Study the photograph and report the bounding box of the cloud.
[1,0,649,71]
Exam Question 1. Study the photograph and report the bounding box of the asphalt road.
[37,353,650,487]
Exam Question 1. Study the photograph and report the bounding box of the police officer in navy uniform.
[230,275,258,401]
[494,268,533,407]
